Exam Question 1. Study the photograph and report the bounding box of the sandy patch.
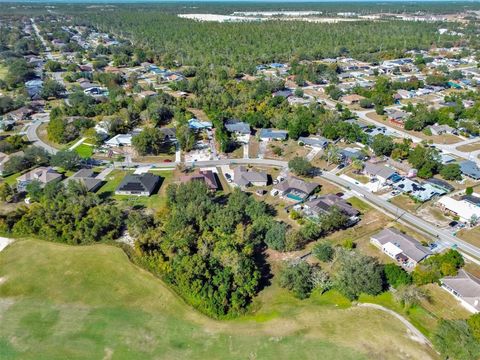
[0,237,14,252]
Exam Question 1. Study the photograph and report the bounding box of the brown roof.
[180,170,218,190]
[17,167,62,184]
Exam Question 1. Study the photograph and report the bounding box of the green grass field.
[0,240,438,360]
[74,144,94,159]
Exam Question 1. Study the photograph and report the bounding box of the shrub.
[312,242,334,262]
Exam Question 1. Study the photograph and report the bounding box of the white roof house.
[437,196,480,224]
[105,134,133,147]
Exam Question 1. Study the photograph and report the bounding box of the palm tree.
[325,144,341,167]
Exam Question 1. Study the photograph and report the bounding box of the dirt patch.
[457,141,480,153]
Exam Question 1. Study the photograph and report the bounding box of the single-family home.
[274,176,318,202]
[233,166,268,188]
[225,120,251,143]
[188,118,212,131]
[341,94,365,105]
[428,124,455,136]
[105,134,133,147]
[159,127,177,143]
[298,136,329,149]
[115,173,160,196]
[370,228,432,269]
[441,269,480,313]
[303,194,359,223]
[259,129,288,141]
[64,169,104,192]
[340,147,368,162]
[363,163,397,184]
[180,170,219,191]
[437,196,480,225]
[387,110,409,126]
[460,160,480,180]
[424,178,454,193]
[16,167,62,192]
[272,89,293,98]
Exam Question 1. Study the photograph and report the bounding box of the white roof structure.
[383,242,403,257]
[105,134,133,147]
[438,196,480,223]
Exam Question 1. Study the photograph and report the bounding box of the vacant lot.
[457,141,480,153]
[74,143,94,159]
[0,240,437,360]
[457,226,480,248]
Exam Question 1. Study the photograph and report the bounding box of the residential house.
[298,136,329,149]
[441,270,480,313]
[363,162,397,184]
[233,166,268,188]
[115,173,160,196]
[180,170,219,191]
[274,176,318,201]
[460,160,480,180]
[16,167,62,192]
[64,169,104,192]
[341,94,365,105]
[340,147,368,162]
[428,124,455,136]
[303,194,359,224]
[159,127,177,143]
[225,120,251,143]
[188,118,212,131]
[105,134,133,147]
[259,129,288,141]
[6,107,33,122]
[387,110,409,126]
[272,89,293,98]
[392,178,446,202]
[424,178,454,193]
[437,196,480,225]
[370,228,432,270]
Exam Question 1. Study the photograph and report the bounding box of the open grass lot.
[0,64,7,80]
[390,194,422,213]
[0,239,438,360]
[457,141,480,153]
[264,140,309,161]
[457,225,480,248]
[74,144,93,159]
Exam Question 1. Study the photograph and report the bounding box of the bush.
[265,222,287,251]
[433,320,480,360]
[312,242,334,262]
[384,263,412,288]
[279,261,315,299]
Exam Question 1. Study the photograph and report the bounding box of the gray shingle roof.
[371,228,432,263]
[460,160,480,180]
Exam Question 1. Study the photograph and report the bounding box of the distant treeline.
[81,12,464,71]
[2,2,480,16]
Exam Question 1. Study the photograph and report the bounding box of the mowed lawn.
[0,240,438,360]
[74,144,94,159]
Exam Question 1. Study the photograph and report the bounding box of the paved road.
[26,120,58,154]
[320,171,480,261]
[31,18,54,60]
[354,109,480,166]
[111,157,480,260]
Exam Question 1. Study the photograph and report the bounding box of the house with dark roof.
[371,228,432,269]
[303,194,359,224]
[441,270,480,313]
[259,129,288,141]
[180,170,219,191]
[65,169,104,192]
[115,173,160,196]
[460,160,480,180]
[340,147,368,162]
[225,120,251,135]
[273,176,318,202]
[462,195,480,207]
[298,136,329,149]
[233,166,268,188]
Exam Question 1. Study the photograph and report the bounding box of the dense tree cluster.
[133,181,282,317]
[1,181,123,244]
